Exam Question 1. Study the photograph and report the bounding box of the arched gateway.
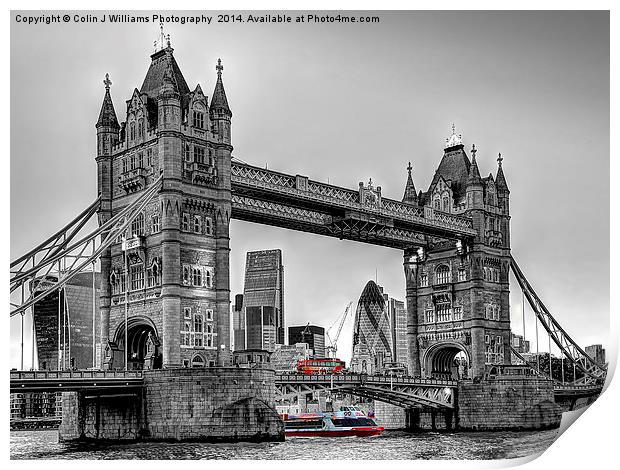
[423,342,470,380]
[110,316,161,370]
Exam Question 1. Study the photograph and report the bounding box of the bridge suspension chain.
[510,256,606,385]
[10,175,163,318]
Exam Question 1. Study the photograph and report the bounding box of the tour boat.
[282,407,384,437]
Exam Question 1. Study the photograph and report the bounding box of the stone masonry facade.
[58,368,284,442]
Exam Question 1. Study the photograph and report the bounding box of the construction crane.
[325,301,353,358]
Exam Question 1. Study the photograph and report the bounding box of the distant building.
[585,344,606,365]
[511,333,530,354]
[32,272,101,370]
[350,281,409,374]
[232,349,271,368]
[242,250,285,352]
[10,392,62,420]
[387,298,408,367]
[270,343,311,372]
[288,324,326,358]
[350,281,393,373]
[232,294,245,351]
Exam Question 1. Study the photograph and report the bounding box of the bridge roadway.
[10,370,603,409]
[230,161,478,249]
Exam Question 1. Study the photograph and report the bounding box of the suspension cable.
[510,256,605,384]
[10,175,163,317]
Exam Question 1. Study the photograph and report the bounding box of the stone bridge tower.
[95,31,232,369]
[403,127,511,380]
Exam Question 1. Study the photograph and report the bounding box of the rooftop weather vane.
[103,73,112,90]
[153,21,171,52]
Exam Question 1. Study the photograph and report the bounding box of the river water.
[10,428,558,460]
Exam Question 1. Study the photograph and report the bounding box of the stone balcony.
[184,161,218,186]
[118,168,148,193]
[485,230,503,247]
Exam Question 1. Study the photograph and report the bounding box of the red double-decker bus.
[297,358,346,374]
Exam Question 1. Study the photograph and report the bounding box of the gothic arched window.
[192,267,202,287]
[194,315,204,347]
[442,195,450,212]
[131,213,145,237]
[191,355,204,367]
[435,265,450,285]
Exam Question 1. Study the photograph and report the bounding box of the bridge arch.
[113,316,161,370]
[423,341,470,380]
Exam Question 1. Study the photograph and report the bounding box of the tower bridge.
[9,30,606,439]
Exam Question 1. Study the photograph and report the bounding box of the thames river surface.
[10,428,558,460]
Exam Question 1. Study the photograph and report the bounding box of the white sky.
[10,10,609,368]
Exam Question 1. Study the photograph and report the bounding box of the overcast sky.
[10,10,609,368]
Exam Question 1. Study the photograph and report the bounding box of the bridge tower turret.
[157,50,184,368]
[210,59,232,145]
[95,74,119,356]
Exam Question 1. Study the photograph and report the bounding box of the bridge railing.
[10,370,144,381]
[275,373,458,387]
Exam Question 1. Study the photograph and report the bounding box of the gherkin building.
[350,280,393,373]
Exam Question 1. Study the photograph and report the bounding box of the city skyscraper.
[350,280,393,373]
[232,294,245,351]
[241,250,284,352]
[388,298,408,367]
[350,280,409,374]
[288,324,326,358]
[32,272,101,370]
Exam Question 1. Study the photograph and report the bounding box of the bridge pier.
[58,368,284,443]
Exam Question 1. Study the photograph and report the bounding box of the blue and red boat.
[282,407,384,437]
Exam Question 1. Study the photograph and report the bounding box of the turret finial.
[407,161,412,174]
[445,123,463,149]
[216,58,223,76]
[471,143,477,158]
[497,152,503,167]
[103,73,112,91]
[153,21,170,52]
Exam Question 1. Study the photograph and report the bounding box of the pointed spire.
[496,152,509,191]
[467,144,482,185]
[210,58,232,116]
[402,161,418,205]
[96,73,119,129]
